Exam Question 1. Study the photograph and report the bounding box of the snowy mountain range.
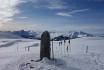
[0,31,22,39]
[0,30,95,40]
[98,34,104,37]
[52,31,94,41]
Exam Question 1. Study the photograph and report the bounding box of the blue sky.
[0,0,104,33]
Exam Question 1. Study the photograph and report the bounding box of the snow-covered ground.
[0,37,104,70]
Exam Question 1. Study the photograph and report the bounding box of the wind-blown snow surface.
[0,37,104,70]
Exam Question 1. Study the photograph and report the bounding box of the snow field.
[0,37,104,70]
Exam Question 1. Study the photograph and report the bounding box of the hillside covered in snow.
[0,37,104,70]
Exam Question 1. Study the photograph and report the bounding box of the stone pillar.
[40,31,51,60]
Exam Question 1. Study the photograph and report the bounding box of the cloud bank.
[0,0,26,23]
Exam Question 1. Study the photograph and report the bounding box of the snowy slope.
[0,37,104,70]
[0,32,22,39]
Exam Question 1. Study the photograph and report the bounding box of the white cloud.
[69,9,89,14]
[30,0,67,9]
[56,9,89,17]
[0,0,25,23]
[17,16,28,19]
[46,0,67,9]
[47,5,66,10]
[56,12,72,17]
